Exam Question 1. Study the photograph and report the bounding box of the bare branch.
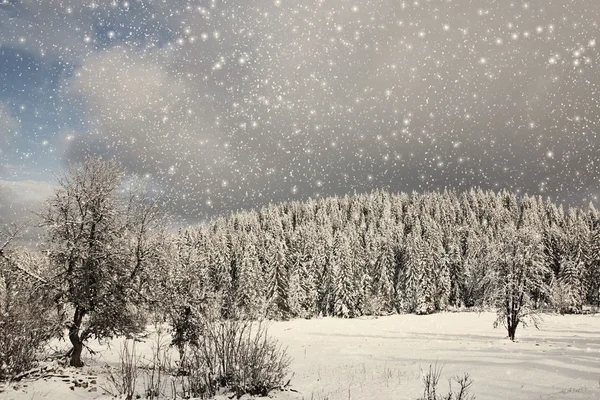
[0,222,28,257]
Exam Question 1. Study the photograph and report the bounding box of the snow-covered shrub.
[0,250,59,382]
[362,293,387,316]
[0,311,49,381]
[179,318,291,399]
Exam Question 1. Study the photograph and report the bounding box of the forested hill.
[166,189,600,319]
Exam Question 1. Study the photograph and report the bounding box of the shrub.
[179,318,292,399]
[0,311,53,381]
[0,251,60,382]
[420,363,475,400]
[102,340,139,400]
[142,328,173,400]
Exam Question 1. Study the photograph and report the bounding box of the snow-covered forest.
[156,188,600,320]
[2,159,600,399]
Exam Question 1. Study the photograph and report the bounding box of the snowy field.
[4,312,600,400]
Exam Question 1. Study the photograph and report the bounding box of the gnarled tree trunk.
[68,307,86,367]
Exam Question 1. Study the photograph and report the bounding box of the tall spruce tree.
[265,233,290,319]
[332,229,358,317]
[587,219,600,306]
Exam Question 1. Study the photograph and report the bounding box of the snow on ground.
[3,312,600,400]
[270,312,600,400]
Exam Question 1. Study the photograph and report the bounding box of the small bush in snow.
[0,250,59,382]
[142,329,173,400]
[0,311,52,381]
[102,340,139,400]
[420,363,475,400]
[179,317,291,399]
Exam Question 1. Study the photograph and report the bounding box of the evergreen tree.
[152,188,596,321]
[552,256,585,314]
[265,233,290,319]
[446,233,464,308]
[234,232,264,317]
[372,234,396,313]
[296,226,319,317]
[402,222,435,314]
[313,210,335,316]
[422,216,450,311]
[332,229,358,317]
[587,220,600,306]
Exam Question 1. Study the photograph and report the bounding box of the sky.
[0,0,599,233]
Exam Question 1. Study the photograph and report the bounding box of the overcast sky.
[1,0,599,233]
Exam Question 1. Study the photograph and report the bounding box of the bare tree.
[38,157,165,367]
[485,225,548,341]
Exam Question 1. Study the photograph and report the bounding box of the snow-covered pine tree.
[402,221,434,314]
[161,229,213,356]
[445,232,464,308]
[285,232,301,318]
[265,233,290,319]
[285,227,316,318]
[207,227,233,314]
[422,216,450,311]
[296,225,319,317]
[372,233,396,313]
[552,256,585,314]
[332,228,358,318]
[461,226,492,307]
[234,231,265,317]
[130,188,598,320]
[390,222,406,312]
[360,224,379,314]
[552,208,591,313]
[588,219,600,307]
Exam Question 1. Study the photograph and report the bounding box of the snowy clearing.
[3,312,600,400]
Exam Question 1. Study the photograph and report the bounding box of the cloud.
[0,179,53,219]
[61,47,230,209]
[0,103,19,148]
[1,0,598,224]
[0,179,54,247]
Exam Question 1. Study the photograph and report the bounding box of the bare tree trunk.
[69,329,84,367]
[506,299,512,340]
[69,307,86,367]
[508,324,516,341]
[507,307,519,341]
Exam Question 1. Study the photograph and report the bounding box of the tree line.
[1,158,600,372]
[157,186,600,322]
